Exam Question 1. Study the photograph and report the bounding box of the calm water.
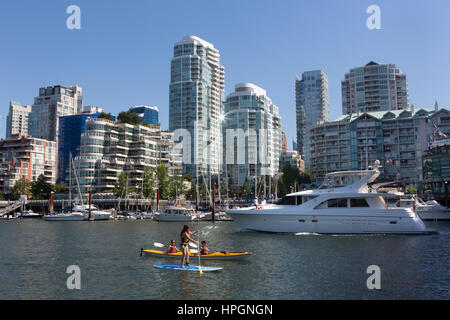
[0,219,449,300]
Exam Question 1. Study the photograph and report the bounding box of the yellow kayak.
[140,249,252,260]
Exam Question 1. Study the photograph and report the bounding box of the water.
[0,219,449,299]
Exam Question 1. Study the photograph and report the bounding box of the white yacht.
[154,205,204,222]
[20,210,43,219]
[396,198,450,221]
[43,212,85,221]
[226,165,433,235]
[73,204,112,221]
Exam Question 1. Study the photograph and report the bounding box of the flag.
[438,131,447,138]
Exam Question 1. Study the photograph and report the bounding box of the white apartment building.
[0,134,57,195]
[341,61,409,115]
[5,101,32,138]
[169,36,225,178]
[223,83,282,187]
[74,118,182,193]
[29,85,82,141]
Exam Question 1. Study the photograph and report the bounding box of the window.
[350,198,370,207]
[327,199,348,207]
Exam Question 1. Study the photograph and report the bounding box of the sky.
[1,0,450,144]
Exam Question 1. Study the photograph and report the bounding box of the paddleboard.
[153,264,223,272]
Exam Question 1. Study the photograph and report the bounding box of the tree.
[98,111,114,121]
[168,175,186,199]
[142,166,155,198]
[31,175,54,200]
[55,182,67,194]
[117,111,141,125]
[11,178,31,200]
[406,184,416,194]
[114,171,129,198]
[156,164,169,199]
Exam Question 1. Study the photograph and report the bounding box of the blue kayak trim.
[153,264,223,272]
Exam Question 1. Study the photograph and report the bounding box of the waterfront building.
[129,105,159,126]
[169,35,225,178]
[223,83,282,187]
[280,150,305,174]
[0,134,57,195]
[422,108,450,205]
[5,101,32,138]
[341,61,409,115]
[309,108,450,184]
[57,106,104,184]
[74,118,182,193]
[28,85,82,141]
[295,70,330,168]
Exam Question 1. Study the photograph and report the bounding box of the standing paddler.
[180,225,198,268]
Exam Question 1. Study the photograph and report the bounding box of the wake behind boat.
[226,162,435,235]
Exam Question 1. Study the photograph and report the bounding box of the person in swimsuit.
[180,224,198,268]
[167,240,180,253]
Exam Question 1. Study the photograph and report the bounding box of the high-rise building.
[74,118,182,193]
[0,134,57,195]
[169,36,225,178]
[223,83,282,187]
[295,70,330,168]
[129,105,159,125]
[57,106,104,184]
[5,101,32,138]
[341,61,409,115]
[29,85,82,141]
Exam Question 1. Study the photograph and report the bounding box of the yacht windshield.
[319,173,367,189]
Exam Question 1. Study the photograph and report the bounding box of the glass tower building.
[169,36,225,178]
[129,105,159,125]
[295,70,330,168]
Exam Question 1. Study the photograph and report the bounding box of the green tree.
[142,166,155,198]
[406,184,416,194]
[156,164,169,199]
[98,111,114,121]
[168,175,186,199]
[114,171,129,198]
[31,175,54,200]
[55,182,67,194]
[11,178,31,200]
[117,111,141,125]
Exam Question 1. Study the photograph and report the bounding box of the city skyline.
[1,0,450,145]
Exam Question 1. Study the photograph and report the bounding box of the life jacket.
[200,247,210,255]
[168,246,178,253]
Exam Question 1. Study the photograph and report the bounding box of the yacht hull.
[226,209,429,234]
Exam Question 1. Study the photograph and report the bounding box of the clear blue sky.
[1,0,450,144]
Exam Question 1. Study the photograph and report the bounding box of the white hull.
[154,213,198,222]
[43,214,85,221]
[226,208,429,234]
[418,209,450,221]
[83,212,112,221]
